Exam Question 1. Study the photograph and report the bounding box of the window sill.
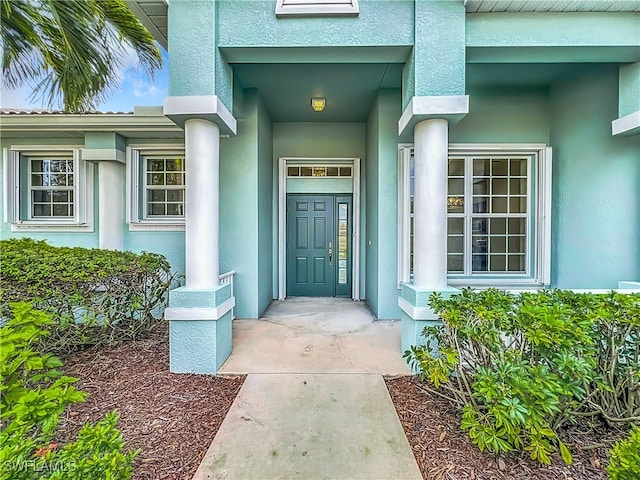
[128,222,185,232]
[10,222,94,233]
[448,278,545,290]
[275,0,359,16]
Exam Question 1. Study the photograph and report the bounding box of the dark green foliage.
[608,426,640,480]
[1,0,162,111]
[0,303,137,480]
[0,238,174,352]
[404,288,640,465]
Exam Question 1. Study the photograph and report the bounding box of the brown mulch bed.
[386,376,620,480]
[56,322,244,480]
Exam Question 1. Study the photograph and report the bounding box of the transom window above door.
[287,165,352,177]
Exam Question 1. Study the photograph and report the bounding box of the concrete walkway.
[219,297,410,375]
[195,298,420,480]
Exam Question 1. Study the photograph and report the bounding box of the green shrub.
[0,238,174,352]
[550,290,640,425]
[0,303,137,480]
[608,426,640,480]
[404,288,640,465]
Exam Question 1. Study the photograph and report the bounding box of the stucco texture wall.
[220,89,273,318]
[550,66,640,288]
[366,89,402,319]
[451,88,550,144]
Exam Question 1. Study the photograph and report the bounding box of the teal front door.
[287,194,352,297]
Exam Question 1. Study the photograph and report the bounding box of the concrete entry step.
[219,298,410,375]
[193,373,422,480]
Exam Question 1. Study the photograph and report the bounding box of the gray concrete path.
[219,298,410,375]
[193,374,422,480]
[195,299,419,480]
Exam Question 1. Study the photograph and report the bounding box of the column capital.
[80,148,125,163]
[164,95,237,136]
[398,95,469,136]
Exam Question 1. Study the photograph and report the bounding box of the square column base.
[165,284,235,374]
[398,283,459,353]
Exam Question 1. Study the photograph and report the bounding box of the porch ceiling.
[465,62,617,90]
[233,63,403,122]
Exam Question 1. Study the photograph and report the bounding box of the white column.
[185,118,220,289]
[98,161,124,250]
[413,118,448,289]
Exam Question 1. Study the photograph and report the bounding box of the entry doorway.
[287,195,352,297]
[278,157,361,300]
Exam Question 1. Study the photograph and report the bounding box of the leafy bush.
[0,238,174,352]
[404,288,640,465]
[549,290,640,425]
[608,426,640,480]
[0,303,137,480]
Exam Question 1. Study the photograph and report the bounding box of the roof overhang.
[125,0,168,50]
[0,110,182,138]
[465,0,639,13]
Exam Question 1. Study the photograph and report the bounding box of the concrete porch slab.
[218,298,410,375]
[193,373,422,480]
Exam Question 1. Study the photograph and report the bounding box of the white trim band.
[612,110,640,136]
[164,298,236,321]
[164,95,237,136]
[81,148,126,163]
[399,95,469,135]
[398,296,438,320]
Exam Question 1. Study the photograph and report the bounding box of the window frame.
[28,155,76,220]
[275,0,359,16]
[397,143,552,288]
[3,146,94,232]
[126,146,186,231]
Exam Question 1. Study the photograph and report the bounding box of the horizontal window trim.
[397,143,552,288]
[126,145,186,230]
[128,222,185,232]
[9,144,84,152]
[4,146,94,232]
[275,0,359,16]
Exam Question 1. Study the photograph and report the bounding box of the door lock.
[328,242,333,265]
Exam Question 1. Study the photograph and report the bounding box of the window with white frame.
[3,147,93,231]
[29,156,75,218]
[275,0,359,16]
[398,145,552,287]
[127,147,185,230]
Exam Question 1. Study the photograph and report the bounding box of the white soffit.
[126,0,168,50]
[465,0,640,13]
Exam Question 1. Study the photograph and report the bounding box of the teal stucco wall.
[451,88,550,144]
[550,66,640,288]
[220,89,274,318]
[257,94,274,316]
[218,0,413,58]
[366,89,402,319]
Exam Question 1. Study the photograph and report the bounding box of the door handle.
[328,242,333,265]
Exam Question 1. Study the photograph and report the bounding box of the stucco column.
[185,118,220,289]
[98,161,124,250]
[413,118,448,290]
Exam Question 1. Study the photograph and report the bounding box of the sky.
[0,47,170,113]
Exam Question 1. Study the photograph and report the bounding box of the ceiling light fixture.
[311,97,326,112]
